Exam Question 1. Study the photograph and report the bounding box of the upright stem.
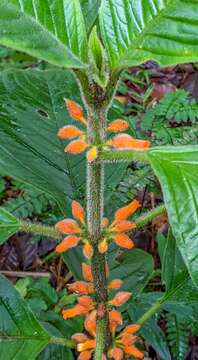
[75,71,120,359]
[87,105,109,359]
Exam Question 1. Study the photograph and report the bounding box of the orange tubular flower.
[77,350,92,360]
[108,133,150,150]
[108,279,123,290]
[109,309,123,335]
[72,200,85,224]
[72,333,89,343]
[109,292,131,307]
[57,125,83,139]
[78,296,95,310]
[113,199,140,224]
[84,311,97,337]
[55,235,81,253]
[65,99,87,126]
[112,234,134,249]
[87,146,98,162]
[112,220,136,233]
[55,219,81,234]
[62,304,88,319]
[109,347,124,360]
[65,139,90,154]
[98,238,108,254]
[68,281,94,294]
[109,324,144,360]
[83,242,94,259]
[106,120,129,133]
[82,263,93,282]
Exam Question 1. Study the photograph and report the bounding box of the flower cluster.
[72,309,144,360]
[62,263,130,319]
[62,263,144,359]
[55,198,140,258]
[99,199,140,253]
[55,200,93,259]
[57,99,150,163]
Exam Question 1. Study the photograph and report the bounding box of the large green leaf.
[99,0,198,69]
[80,0,101,32]
[147,146,198,286]
[0,0,87,68]
[0,207,20,244]
[0,275,50,360]
[110,249,154,295]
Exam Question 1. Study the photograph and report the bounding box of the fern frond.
[166,313,189,360]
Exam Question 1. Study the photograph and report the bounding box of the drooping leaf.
[0,207,20,244]
[80,0,101,32]
[157,231,186,291]
[99,0,198,69]
[110,249,154,295]
[147,146,198,286]
[0,275,50,360]
[0,0,87,68]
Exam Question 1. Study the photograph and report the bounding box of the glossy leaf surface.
[100,0,198,69]
[0,0,87,68]
[0,275,50,360]
[148,146,198,286]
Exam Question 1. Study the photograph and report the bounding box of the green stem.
[50,336,76,348]
[137,297,164,326]
[135,205,166,228]
[100,149,149,163]
[20,221,62,239]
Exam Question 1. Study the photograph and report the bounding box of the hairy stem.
[137,297,164,326]
[135,205,166,228]
[20,221,62,239]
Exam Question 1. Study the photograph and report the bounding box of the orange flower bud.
[109,292,131,307]
[55,219,81,234]
[114,199,140,224]
[82,263,93,282]
[106,120,129,133]
[109,309,123,334]
[65,140,90,154]
[72,201,85,224]
[62,304,87,319]
[122,324,141,335]
[102,217,109,228]
[108,279,123,290]
[77,351,92,360]
[78,296,95,310]
[72,333,89,343]
[57,125,83,139]
[98,238,108,254]
[121,334,138,347]
[55,235,81,253]
[65,99,87,125]
[87,146,98,162]
[83,242,94,259]
[108,347,124,360]
[124,345,144,359]
[68,281,94,294]
[112,221,136,233]
[85,312,97,337]
[109,133,150,150]
[78,339,96,352]
[112,234,134,249]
